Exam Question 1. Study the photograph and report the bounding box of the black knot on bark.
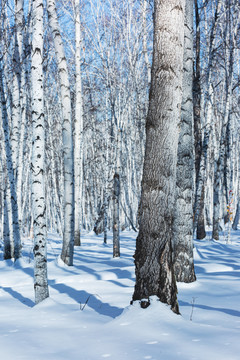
[34,245,39,251]
[140,299,150,309]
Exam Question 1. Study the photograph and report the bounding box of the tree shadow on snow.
[0,286,34,307]
[73,249,133,265]
[49,280,123,318]
[54,259,134,283]
[179,300,240,317]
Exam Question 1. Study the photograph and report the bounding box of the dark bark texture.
[132,0,186,314]
[197,186,206,239]
[173,0,196,283]
[113,173,120,257]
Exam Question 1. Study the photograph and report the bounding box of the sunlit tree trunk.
[212,0,236,240]
[74,0,83,246]
[0,131,14,259]
[232,201,239,230]
[0,63,21,260]
[11,0,23,175]
[112,126,121,258]
[16,0,28,233]
[142,0,151,87]
[47,0,74,265]
[3,187,12,259]
[173,0,196,283]
[193,0,221,238]
[132,0,185,313]
[31,0,49,304]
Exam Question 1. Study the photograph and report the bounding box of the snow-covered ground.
[0,229,240,360]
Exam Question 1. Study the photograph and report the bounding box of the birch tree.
[212,0,239,240]
[132,0,185,313]
[3,188,11,259]
[0,142,13,259]
[11,0,24,175]
[0,61,21,260]
[112,127,121,257]
[74,0,83,246]
[47,0,74,265]
[15,0,30,233]
[193,0,222,239]
[31,0,49,304]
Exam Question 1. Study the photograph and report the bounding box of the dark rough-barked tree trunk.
[193,0,206,240]
[196,186,206,239]
[232,201,239,230]
[173,0,196,283]
[132,0,186,314]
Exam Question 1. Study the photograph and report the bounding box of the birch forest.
[0,0,240,306]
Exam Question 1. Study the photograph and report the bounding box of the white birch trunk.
[74,0,83,246]
[112,123,121,257]
[103,102,109,243]
[212,2,237,240]
[11,56,21,175]
[47,0,74,265]
[15,0,26,226]
[21,148,32,234]
[3,187,12,259]
[212,94,232,240]
[232,200,239,230]
[31,0,49,304]
[0,128,14,259]
[47,109,63,236]
[193,0,222,237]
[0,64,21,260]
[142,0,151,87]
[10,0,24,173]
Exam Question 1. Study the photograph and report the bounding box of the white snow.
[0,229,240,360]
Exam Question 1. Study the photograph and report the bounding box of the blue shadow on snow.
[49,280,123,318]
[179,300,240,317]
[0,286,34,307]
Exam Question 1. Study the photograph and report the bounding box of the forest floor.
[0,228,240,360]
